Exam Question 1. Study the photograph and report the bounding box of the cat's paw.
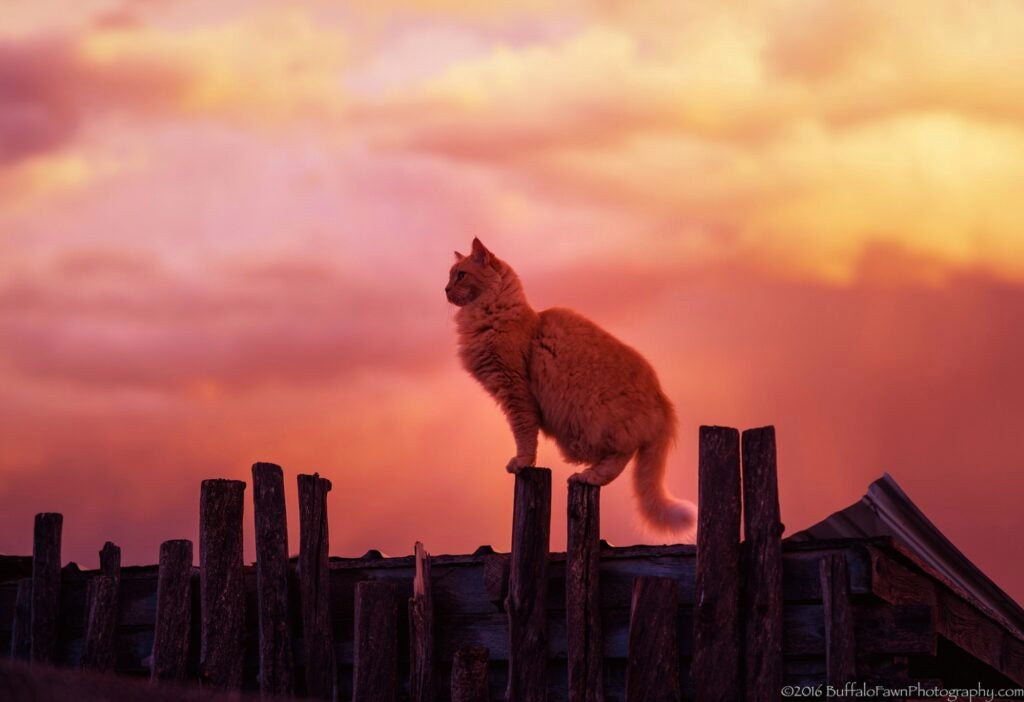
[568,471,603,486]
[505,455,535,473]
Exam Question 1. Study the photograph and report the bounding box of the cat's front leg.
[503,395,540,474]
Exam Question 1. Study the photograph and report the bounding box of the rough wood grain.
[81,575,118,672]
[99,542,121,581]
[566,481,603,702]
[820,554,855,696]
[742,426,784,702]
[30,513,62,665]
[298,472,334,700]
[506,467,551,702]
[84,540,122,671]
[199,479,246,690]
[353,580,397,702]
[252,463,293,697]
[10,578,31,660]
[692,426,741,702]
[150,539,193,683]
[451,645,489,702]
[408,541,433,702]
[626,576,679,702]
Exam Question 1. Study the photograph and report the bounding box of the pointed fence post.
[626,576,680,702]
[200,478,246,690]
[30,512,62,665]
[253,462,294,697]
[408,541,433,702]
[353,580,398,702]
[506,467,551,702]
[298,472,335,700]
[83,539,123,671]
[151,539,193,684]
[567,481,603,702]
[742,426,784,702]
[692,426,741,702]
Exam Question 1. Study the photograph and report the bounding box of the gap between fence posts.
[626,576,680,702]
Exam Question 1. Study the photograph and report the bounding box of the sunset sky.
[2,1,1023,602]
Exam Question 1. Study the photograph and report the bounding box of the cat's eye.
[456,271,466,281]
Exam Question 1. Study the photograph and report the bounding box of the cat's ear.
[471,237,492,266]
[454,250,465,262]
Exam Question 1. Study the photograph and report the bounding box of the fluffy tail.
[633,430,697,538]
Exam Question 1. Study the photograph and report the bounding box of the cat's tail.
[633,429,697,539]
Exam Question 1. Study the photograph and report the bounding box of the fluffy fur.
[446,238,696,536]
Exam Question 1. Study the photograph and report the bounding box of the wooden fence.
[0,426,947,700]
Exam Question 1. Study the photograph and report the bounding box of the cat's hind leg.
[569,452,632,486]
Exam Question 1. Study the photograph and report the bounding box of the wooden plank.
[566,481,603,702]
[451,644,489,702]
[298,472,335,700]
[353,580,397,702]
[30,512,62,665]
[819,554,855,695]
[150,539,193,683]
[252,462,294,697]
[199,478,246,690]
[742,426,784,702]
[482,554,509,607]
[692,426,741,702]
[81,575,118,672]
[506,467,551,702]
[408,541,433,702]
[626,576,679,702]
[10,578,31,660]
[868,545,1024,684]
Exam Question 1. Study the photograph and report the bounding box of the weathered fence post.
[506,467,551,702]
[408,541,433,702]
[30,512,62,665]
[626,576,680,702]
[200,478,246,690]
[151,539,193,683]
[10,578,31,660]
[99,541,120,578]
[693,426,742,702]
[83,539,123,670]
[743,426,784,702]
[353,580,398,702]
[820,553,856,698]
[566,481,603,702]
[81,575,119,671]
[452,645,490,702]
[253,462,294,697]
[298,472,335,700]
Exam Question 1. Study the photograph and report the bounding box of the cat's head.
[446,237,502,306]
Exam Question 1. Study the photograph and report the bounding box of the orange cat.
[446,238,696,535]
